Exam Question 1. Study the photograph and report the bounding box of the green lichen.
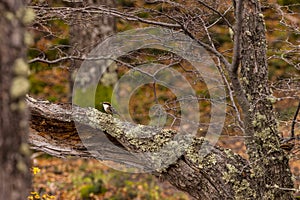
[254,128,272,140]
[24,31,34,46]
[19,101,27,111]
[10,101,27,112]
[185,138,219,170]
[234,179,255,200]
[229,27,234,40]
[124,127,178,152]
[245,30,252,37]
[256,113,266,121]
[5,11,14,21]
[259,13,264,18]
[241,77,249,85]
[224,149,235,159]
[247,94,252,101]
[20,143,31,156]
[151,140,186,172]
[222,163,256,199]
[10,77,29,99]
[226,163,238,174]
[207,154,217,165]
[17,159,27,173]
[17,8,35,24]
[13,58,29,76]
[252,113,268,128]
[267,96,277,104]
[222,172,231,183]
[252,119,260,127]
[222,167,236,184]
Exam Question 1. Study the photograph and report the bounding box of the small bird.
[102,102,119,115]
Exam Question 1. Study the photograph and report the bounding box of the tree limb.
[26,96,255,199]
[30,5,181,28]
[228,0,250,118]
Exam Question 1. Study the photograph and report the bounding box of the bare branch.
[30,5,181,28]
[231,0,243,74]
[291,100,300,138]
[196,0,233,29]
[28,56,82,64]
[228,0,250,116]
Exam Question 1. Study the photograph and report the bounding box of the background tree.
[67,0,116,100]
[26,0,299,199]
[0,0,32,199]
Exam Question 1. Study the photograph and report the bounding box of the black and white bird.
[102,102,119,115]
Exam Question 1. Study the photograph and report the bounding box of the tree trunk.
[0,0,31,199]
[68,0,116,99]
[238,0,293,198]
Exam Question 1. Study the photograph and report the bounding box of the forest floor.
[31,156,190,200]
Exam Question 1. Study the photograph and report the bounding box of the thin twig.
[291,100,300,138]
[153,82,159,104]
[196,0,233,30]
[231,0,243,74]
[199,15,244,132]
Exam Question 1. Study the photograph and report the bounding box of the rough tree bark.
[0,0,32,199]
[26,0,295,199]
[233,0,294,198]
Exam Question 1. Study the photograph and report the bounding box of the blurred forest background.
[26,0,299,199]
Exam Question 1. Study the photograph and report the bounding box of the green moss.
[79,178,106,199]
[29,76,47,94]
[277,0,299,6]
[137,12,149,18]
[117,0,135,7]
[47,96,58,102]
[53,84,65,94]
